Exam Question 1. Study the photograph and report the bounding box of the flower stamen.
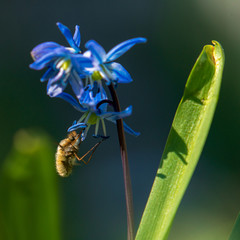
[95,118,100,136]
[101,118,107,137]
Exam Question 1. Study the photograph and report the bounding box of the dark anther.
[92,134,110,139]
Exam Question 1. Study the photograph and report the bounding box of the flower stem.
[108,83,134,240]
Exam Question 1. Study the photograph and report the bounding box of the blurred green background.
[0,0,239,239]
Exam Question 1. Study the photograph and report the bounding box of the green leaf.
[229,213,240,240]
[135,41,224,240]
[0,129,61,240]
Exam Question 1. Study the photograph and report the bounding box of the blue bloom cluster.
[30,22,146,140]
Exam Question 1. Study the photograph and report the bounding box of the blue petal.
[99,106,132,120]
[79,86,90,105]
[106,37,147,62]
[31,42,61,60]
[97,102,108,113]
[69,71,84,100]
[29,47,68,70]
[73,25,81,48]
[47,70,67,97]
[93,88,107,104]
[106,62,132,83]
[122,121,140,136]
[56,92,87,112]
[40,68,56,82]
[71,54,93,72]
[85,40,107,64]
[48,67,66,84]
[68,122,87,132]
[79,84,107,109]
[57,22,80,52]
[47,82,67,97]
[107,116,140,136]
[92,81,98,97]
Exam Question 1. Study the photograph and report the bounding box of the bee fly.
[56,131,105,177]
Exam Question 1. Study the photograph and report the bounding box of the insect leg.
[74,139,104,165]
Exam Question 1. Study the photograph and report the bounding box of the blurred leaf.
[135,41,224,240]
[229,213,240,240]
[0,129,61,240]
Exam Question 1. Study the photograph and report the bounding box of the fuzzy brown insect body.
[56,131,80,177]
[56,131,106,177]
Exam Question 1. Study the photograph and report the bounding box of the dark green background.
[0,0,239,239]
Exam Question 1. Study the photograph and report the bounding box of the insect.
[56,131,105,177]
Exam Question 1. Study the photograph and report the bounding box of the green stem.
[108,83,134,240]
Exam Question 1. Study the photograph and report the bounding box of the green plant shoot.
[229,213,240,240]
[0,129,61,240]
[136,41,224,240]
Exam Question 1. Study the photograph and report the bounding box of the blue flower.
[83,37,147,85]
[29,22,93,98]
[57,84,140,140]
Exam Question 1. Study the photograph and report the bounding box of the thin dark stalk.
[108,83,134,240]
